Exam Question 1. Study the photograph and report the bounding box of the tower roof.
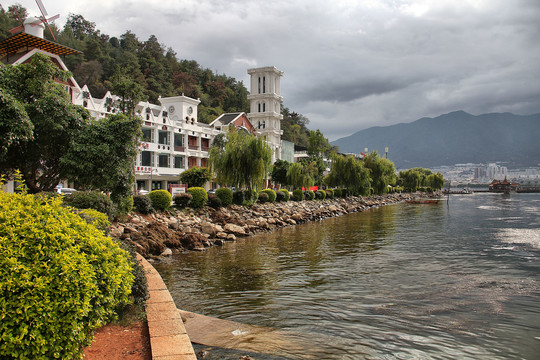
[0,32,81,59]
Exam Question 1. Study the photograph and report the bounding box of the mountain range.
[331,111,540,169]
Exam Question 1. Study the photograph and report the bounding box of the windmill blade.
[35,0,48,16]
[47,14,60,22]
[8,25,24,34]
[11,8,25,27]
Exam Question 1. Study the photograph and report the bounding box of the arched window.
[258,103,261,112]
[263,103,266,112]
[263,76,266,93]
[258,77,261,94]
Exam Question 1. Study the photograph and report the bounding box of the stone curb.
[137,254,197,360]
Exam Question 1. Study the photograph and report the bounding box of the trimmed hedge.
[292,189,304,201]
[148,190,172,211]
[305,190,315,200]
[187,187,208,209]
[243,189,258,204]
[277,189,290,202]
[261,189,277,203]
[207,194,222,209]
[0,192,134,359]
[333,188,342,198]
[173,193,192,208]
[62,190,116,220]
[133,195,154,214]
[233,190,245,205]
[258,192,269,203]
[316,189,326,200]
[325,189,335,199]
[215,188,233,206]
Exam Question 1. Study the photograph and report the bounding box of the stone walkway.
[137,254,197,360]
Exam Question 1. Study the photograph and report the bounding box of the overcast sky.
[12,0,540,140]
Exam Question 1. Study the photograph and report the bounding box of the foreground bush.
[77,208,111,235]
[187,187,208,209]
[292,189,304,201]
[243,189,258,205]
[0,192,134,359]
[148,190,172,211]
[277,189,290,202]
[333,188,342,198]
[261,189,277,203]
[173,193,192,208]
[215,188,233,206]
[316,189,326,200]
[133,195,154,214]
[63,190,116,220]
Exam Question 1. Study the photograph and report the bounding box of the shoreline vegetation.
[111,192,421,259]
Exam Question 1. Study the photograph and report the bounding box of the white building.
[1,22,287,193]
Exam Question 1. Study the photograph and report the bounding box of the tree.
[287,161,316,190]
[325,154,371,195]
[363,151,396,194]
[179,166,212,188]
[60,113,141,203]
[426,172,445,190]
[307,129,331,157]
[0,88,32,161]
[270,159,291,187]
[209,129,272,191]
[398,169,422,192]
[0,54,88,193]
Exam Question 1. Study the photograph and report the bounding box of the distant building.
[489,178,519,193]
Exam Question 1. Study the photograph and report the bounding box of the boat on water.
[406,198,443,204]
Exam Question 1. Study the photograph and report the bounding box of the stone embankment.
[111,193,415,258]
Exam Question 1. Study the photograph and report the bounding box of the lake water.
[154,193,540,359]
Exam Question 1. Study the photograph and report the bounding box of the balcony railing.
[201,146,209,152]
[174,146,185,152]
[188,145,199,150]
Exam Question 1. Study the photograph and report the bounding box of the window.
[159,154,169,167]
[174,156,184,169]
[174,133,183,147]
[263,76,266,93]
[258,103,261,112]
[142,128,152,142]
[263,103,266,112]
[141,151,152,166]
[258,77,261,94]
[158,130,168,145]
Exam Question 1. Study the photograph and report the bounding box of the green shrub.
[148,190,172,211]
[133,195,154,214]
[277,189,290,202]
[243,189,258,204]
[116,241,148,306]
[325,189,334,199]
[215,188,233,206]
[63,190,116,220]
[261,189,277,203]
[207,194,222,209]
[316,189,326,200]
[173,193,192,208]
[78,208,111,235]
[187,187,208,209]
[333,189,342,198]
[0,192,134,359]
[305,190,315,200]
[114,195,134,215]
[233,190,245,205]
[276,190,286,202]
[258,192,269,203]
[292,189,304,201]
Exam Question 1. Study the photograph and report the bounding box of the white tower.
[247,66,284,162]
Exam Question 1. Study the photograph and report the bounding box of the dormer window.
[146,107,151,113]
[82,91,90,99]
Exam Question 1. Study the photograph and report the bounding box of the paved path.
[137,254,197,360]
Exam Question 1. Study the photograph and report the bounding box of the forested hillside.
[1,3,311,144]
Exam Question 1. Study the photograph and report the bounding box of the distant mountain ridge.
[331,111,540,169]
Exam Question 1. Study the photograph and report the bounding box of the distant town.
[427,163,540,187]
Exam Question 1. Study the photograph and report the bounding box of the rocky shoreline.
[111,193,417,258]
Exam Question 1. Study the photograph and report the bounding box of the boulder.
[224,223,246,236]
[160,247,173,257]
[226,234,236,241]
[201,221,224,236]
[291,213,303,221]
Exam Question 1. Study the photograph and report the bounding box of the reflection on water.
[155,194,540,359]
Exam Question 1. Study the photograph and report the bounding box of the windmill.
[8,0,59,40]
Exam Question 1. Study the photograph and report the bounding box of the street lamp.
[385,146,389,159]
[150,168,157,190]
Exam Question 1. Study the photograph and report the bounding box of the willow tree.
[286,161,316,190]
[363,151,396,194]
[325,154,371,195]
[209,129,272,191]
